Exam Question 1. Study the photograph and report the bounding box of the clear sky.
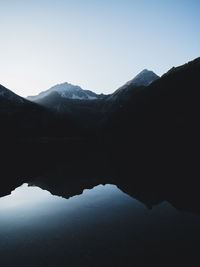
[0,0,199,97]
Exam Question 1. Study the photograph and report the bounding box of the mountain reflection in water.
[0,183,200,267]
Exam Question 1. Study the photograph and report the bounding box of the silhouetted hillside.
[0,84,81,141]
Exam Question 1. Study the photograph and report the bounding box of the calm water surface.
[0,183,200,266]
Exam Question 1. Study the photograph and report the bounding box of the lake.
[0,183,200,266]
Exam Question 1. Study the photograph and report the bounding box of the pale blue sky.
[0,0,199,96]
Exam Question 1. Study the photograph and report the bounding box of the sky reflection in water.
[0,183,200,267]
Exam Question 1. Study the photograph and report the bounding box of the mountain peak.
[27,82,105,102]
[107,69,159,101]
[139,69,150,74]
[126,69,159,87]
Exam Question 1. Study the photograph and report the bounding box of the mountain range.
[0,58,200,144]
[0,68,159,110]
[27,69,159,104]
[23,69,159,125]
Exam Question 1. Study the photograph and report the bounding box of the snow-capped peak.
[27,82,104,101]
